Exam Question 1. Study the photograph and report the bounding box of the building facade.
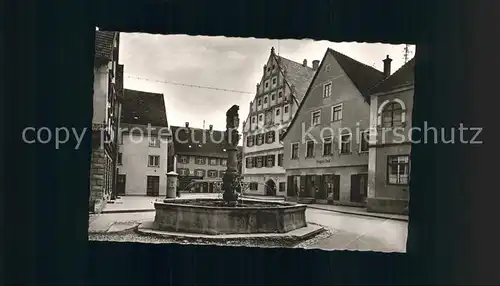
[89,31,121,212]
[171,123,229,193]
[242,47,317,197]
[281,48,387,206]
[117,89,170,197]
[367,58,415,214]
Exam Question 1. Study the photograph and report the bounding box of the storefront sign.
[316,158,332,164]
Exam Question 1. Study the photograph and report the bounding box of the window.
[340,133,352,154]
[209,158,218,165]
[246,157,255,168]
[208,170,218,178]
[117,152,123,165]
[382,102,403,128]
[276,109,280,116]
[256,156,263,168]
[219,170,225,177]
[278,91,283,98]
[271,93,276,100]
[266,155,275,167]
[259,114,263,122]
[195,157,205,165]
[221,159,227,166]
[278,153,284,166]
[272,77,277,85]
[323,82,332,98]
[256,134,264,145]
[258,99,262,106]
[311,110,321,125]
[265,81,269,88]
[149,136,160,147]
[332,104,343,121]
[291,143,299,159]
[266,131,275,143]
[284,106,289,113]
[195,169,205,177]
[279,182,286,192]
[359,130,369,152]
[306,140,315,157]
[387,155,410,185]
[148,155,160,167]
[251,117,256,123]
[267,67,271,73]
[264,96,268,104]
[249,182,258,191]
[247,135,254,147]
[179,156,189,164]
[323,137,333,156]
[178,168,188,176]
[326,64,332,72]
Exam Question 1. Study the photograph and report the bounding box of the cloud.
[119,33,414,131]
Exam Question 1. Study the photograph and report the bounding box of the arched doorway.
[265,179,277,196]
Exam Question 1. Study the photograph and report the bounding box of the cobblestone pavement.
[89,207,407,252]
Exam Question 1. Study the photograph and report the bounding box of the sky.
[118,33,415,132]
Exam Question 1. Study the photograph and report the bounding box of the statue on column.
[222,105,240,204]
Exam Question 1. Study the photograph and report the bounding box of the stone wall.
[89,148,113,213]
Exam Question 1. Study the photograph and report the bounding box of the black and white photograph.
[88,30,415,252]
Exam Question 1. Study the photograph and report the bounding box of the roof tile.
[171,126,229,158]
[369,57,415,94]
[121,89,168,127]
[95,31,116,61]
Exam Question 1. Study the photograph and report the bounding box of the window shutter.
[271,131,275,142]
[271,154,276,166]
[287,176,293,196]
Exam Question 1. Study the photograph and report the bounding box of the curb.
[307,205,408,222]
[101,209,155,214]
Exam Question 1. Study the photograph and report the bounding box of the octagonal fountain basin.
[153,198,307,235]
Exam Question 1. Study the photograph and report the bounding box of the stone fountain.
[151,105,307,235]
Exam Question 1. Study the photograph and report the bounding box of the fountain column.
[222,105,240,204]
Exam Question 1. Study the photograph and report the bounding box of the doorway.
[350,173,368,203]
[146,175,160,196]
[265,179,277,196]
[117,174,126,196]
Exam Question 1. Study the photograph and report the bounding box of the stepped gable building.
[366,57,415,214]
[241,47,317,197]
[281,48,387,206]
[171,123,230,193]
[116,89,170,197]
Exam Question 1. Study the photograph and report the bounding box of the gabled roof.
[281,48,385,141]
[328,49,386,96]
[170,126,228,158]
[369,57,415,95]
[95,31,116,61]
[121,89,168,127]
[274,55,316,103]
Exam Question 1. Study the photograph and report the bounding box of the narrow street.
[89,195,407,252]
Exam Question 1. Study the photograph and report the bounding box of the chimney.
[263,64,267,73]
[383,55,392,77]
[302,59,308,67]
[312,60,320,70]
[256,83,260,94]
[209,125,213,131]
[271,47,275,55]
[185,122,189,128]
